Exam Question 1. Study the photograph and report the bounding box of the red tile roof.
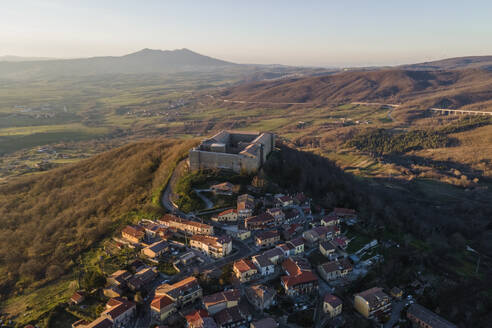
[234,258,256,273]
[281,271,318,288]
[70,291,85,303]
[103,297,136,320]
[122,225,145,239]
[151,295,175,310]
[185,309,209,324]
[219,208,237,216]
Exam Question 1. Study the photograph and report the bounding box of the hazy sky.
[2,0,492,67]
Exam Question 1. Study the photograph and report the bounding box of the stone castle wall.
[189,131,275,173]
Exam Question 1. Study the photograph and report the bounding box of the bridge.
[429,108,492,116]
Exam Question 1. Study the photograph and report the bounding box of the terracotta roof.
[234,258,256,273]
[191,234,231,248]
[211,182,234,191]
[186,309,209,324]
[122,225,145,239]
[256,230,279,241]
[253,254,274,268]
[324,294,342,308]
[218,208,237,216]
[288,237,304,247]
[319,260,348,274]
[263,247,283,259]
[151,295,175,310]
[246,213,274,224]
[277,243,294,252]
[203,289,241,307]
[70,291,85,303]
[407,304,457,328]
[282,257,311,276]
[102,297,136,320]
[355,287,390,308]
[281,271,318,288]
[156,276,201,299]
[214,305,249,326]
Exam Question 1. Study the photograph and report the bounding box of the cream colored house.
[323,294,342,318]
[354,287,391,319]
[150,295,176,322]
[233,258,258,282]
[190,235,232,258]
[214,208,238,222]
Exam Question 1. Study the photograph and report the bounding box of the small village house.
[233,258,258,282]
[141,240,168,259]
[121,225,145,244]
[255,230,280,249]
[353,287,392,319]
[203,289,241,315]
[214,208,238,222]
[323,294,342,318]
[252,254,275,276]
[155,276,203,307]
[190,235,232,258]
[245,285,276,311]
[150,295,176,322]
[245,213,275,230]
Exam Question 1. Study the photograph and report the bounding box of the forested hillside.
[0,138,196,299]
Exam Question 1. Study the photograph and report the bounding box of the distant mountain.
[0,55,55,62]
[220,68,492,110]
[401,56,492,71]
[0,48,236,79]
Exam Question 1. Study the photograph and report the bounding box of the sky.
[2,0,492,67]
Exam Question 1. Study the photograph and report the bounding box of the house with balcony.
[353,287,391,319]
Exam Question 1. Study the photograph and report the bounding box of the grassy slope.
[0,137,197,325]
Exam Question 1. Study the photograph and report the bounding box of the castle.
[189,130,275,173]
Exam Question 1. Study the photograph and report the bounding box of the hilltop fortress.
[189,130,275,173]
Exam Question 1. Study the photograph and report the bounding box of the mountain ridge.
[0,48,236,78]
[219,67,492,111]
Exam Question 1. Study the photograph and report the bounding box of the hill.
[0,48,235,79]
[220,68,492,110]
[0,55,56,62]
[0,138,196,308]
[401,55,492,71]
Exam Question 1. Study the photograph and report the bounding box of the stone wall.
[189,131,275,173]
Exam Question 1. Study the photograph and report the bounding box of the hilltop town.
[61,131,458,328]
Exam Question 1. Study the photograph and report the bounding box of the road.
[206,94,313,106]
[161,160,188,217]
[194,189,214,209]
[384,300,405,328]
